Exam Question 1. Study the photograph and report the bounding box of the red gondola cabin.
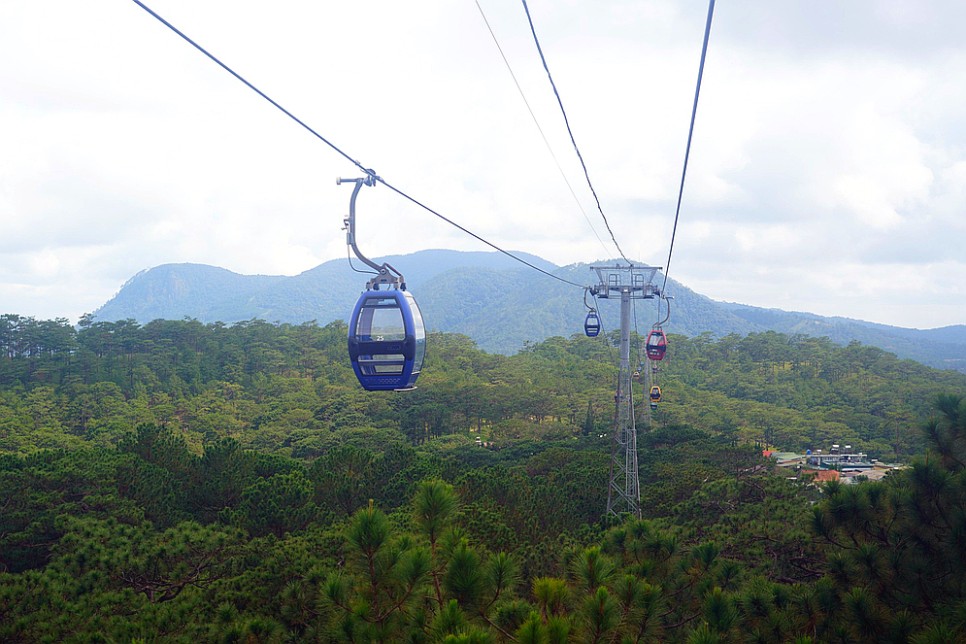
[645,329,667,361]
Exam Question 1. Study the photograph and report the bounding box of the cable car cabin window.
[406,291,426,373]
[355,297,406,342]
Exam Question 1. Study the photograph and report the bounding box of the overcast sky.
[2,0,965,330]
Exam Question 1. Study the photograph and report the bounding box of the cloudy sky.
[2,0,965,330]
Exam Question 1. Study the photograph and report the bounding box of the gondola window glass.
[407,292,426,372]
[356,297,405,341]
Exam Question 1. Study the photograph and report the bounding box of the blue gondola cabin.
[584,310,601,337]
[348,288,426,391]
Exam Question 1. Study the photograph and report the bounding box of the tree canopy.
[2,315,966,641]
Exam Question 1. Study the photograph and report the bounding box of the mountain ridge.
[92,250,966,372]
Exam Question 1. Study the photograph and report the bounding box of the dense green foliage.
[2,313,966,641]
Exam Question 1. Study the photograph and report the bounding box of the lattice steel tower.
[590,263,661,519]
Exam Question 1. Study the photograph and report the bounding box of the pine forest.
[2,313,966,643]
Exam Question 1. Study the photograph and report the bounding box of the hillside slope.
[93,251,966,371]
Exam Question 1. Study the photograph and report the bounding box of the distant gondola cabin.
[645,329,667,361]
[584,310,601,337]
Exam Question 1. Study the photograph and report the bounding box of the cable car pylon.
[591,262,661,519]
[340,174,426,391]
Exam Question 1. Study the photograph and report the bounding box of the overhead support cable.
[474,0,611,258]
[130,0,369,176]
[662,0,716,292]
[376,177,586,287]
[520,0,631,264]
[129,0,586,290]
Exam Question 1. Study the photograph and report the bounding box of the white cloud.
[0,0,964,329]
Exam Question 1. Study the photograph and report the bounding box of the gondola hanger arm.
[338,174,407,290]
[657,295,672,327]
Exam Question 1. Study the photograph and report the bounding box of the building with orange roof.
[801,469,840,483]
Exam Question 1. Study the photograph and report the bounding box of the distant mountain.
[93,250,966,372]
